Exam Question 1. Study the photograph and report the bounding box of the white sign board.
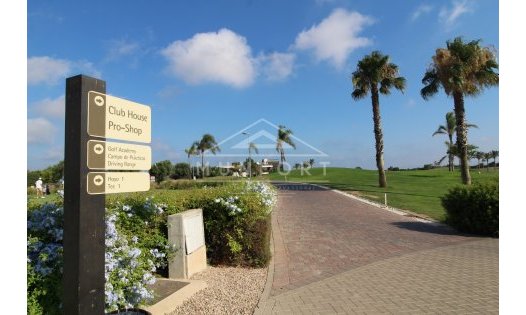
[183,213,205,254]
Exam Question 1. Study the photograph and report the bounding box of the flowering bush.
[27,180,277,313]
[27,200,175,314]
[244,181,278,212]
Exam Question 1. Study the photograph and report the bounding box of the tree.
[249,142,259,155]
[351,51,406,188]
[432,112,477,171]
[483,152,492,171]
[196,134,220,178]
[276,125,296,171]
[421,37,499,184]
[172,162,191,179]
[150,160,172,183]
[475,151,485,169]
[185,142,198,179]
[309,158,315,168]
[490,150,499,170]
[448,144,478,165]
[247,142,258,178]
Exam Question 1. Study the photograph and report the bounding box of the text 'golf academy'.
[87,140,151,171]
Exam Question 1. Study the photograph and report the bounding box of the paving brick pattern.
[255,183,498,314]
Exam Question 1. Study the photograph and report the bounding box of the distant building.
[261,159,278,174]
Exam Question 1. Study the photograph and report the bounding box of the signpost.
[63,75,152,314]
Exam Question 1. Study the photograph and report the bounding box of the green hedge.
[108,182,275,267]
[441,181,499,236]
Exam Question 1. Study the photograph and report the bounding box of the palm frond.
[421,69,439,100]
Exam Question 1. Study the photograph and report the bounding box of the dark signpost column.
[63,75,106,314]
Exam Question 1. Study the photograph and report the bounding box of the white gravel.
[169,266,268,315]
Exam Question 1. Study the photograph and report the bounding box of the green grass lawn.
[269,167,498,221]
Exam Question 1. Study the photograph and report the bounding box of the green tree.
[483,152,492,171]
[475,151,485,169]
[185,142,198,179]
[309,158,315,168]
[171,162,191,179]
[421,37,499,184]
[276,125,296,171]
[351,51,406,188]
[490,150,499,170]
[196,134,220,178]
[150,160,172,183]
[433,112,477,172]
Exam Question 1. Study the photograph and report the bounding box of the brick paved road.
[255,183,498,314]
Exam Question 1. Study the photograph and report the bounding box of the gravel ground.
[169,266,267,315]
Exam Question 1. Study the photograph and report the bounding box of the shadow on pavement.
[391,221,477,237]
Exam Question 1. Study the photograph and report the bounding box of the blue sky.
[27,0,499,170]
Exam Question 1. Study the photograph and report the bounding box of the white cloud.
[411,4,434,21]
[34,95,65,118]
[161,28,256,88]
[293,8,374,69]
[439,0,473,28]
[28,118,56,144]
[259,52,296,81]
[28,56,71,85]
[28,56,102,85]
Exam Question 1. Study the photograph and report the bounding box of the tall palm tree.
[196,134,220,178]
[185,142,199,179]
[432,111,478,172]
[444,143,478,168]
[276,125,296,171]
[351,51,406,188]
[421,37,499,185]
[490,150,499,170]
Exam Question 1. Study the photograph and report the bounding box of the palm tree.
[421,37,499,185]
[475,151,485,169]
[276,125,296,171]
[249,142,258,155]
[432,111,478,172]
[247,142,258,178]
[351,51,406,188]
[196,134,220,178]
[184,142,199,179]
[483,152,492,172]
[490,150,499,170]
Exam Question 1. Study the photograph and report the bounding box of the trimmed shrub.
[441,181,498,236]
[157,179,234,190]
